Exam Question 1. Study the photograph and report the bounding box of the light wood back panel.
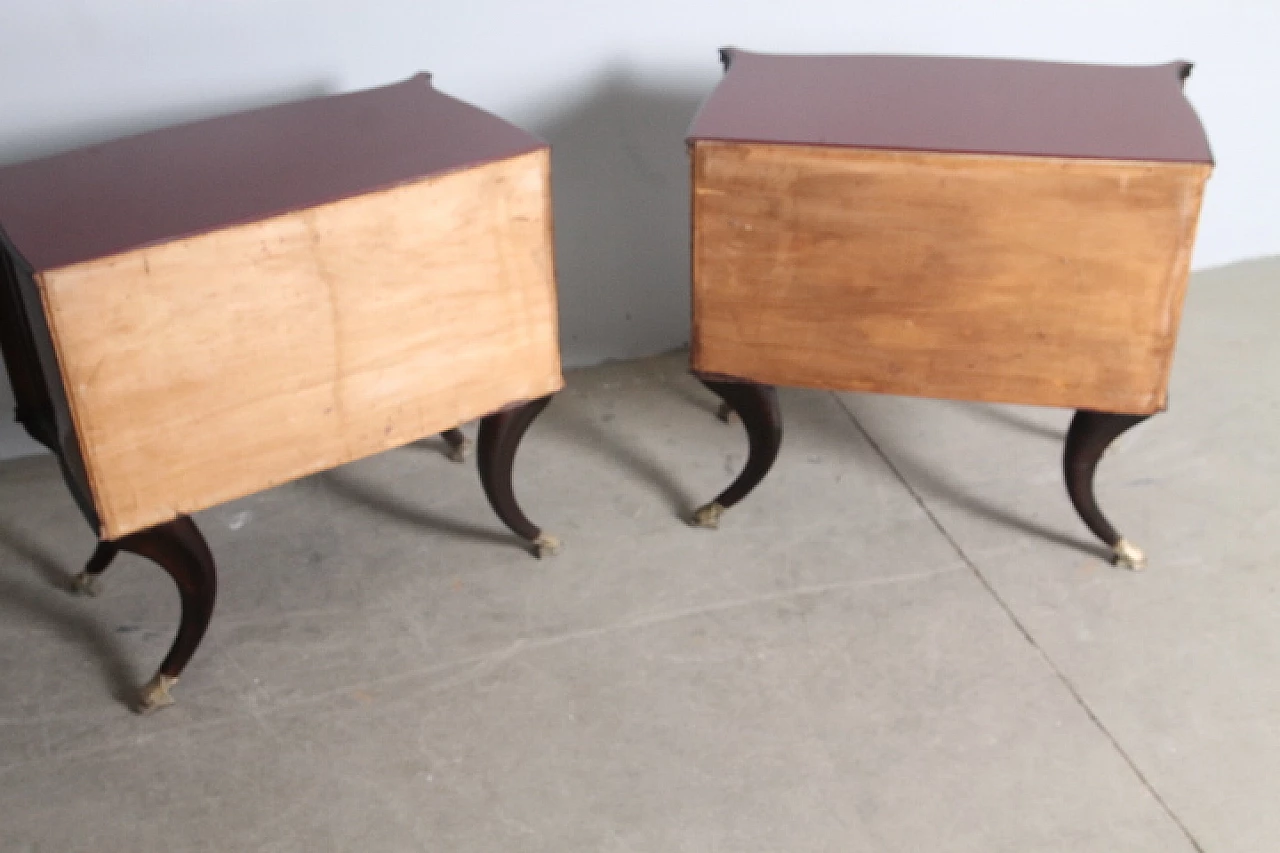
[41,150,562,539]
[692,142,1210,414]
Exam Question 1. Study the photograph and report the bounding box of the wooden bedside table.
[687,50,1213,569]
[0,75,563,710]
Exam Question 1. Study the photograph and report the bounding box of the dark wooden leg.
[70,540,120,596]
[476,394,559,557]
[692,377,783,528]
[1064,410,1151,570]
[111,516,218,712]
[440,427,471,463]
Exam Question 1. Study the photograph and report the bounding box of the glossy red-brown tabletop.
[690,49,1212,164]
[0,75,546,272]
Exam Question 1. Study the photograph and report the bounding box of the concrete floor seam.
[829,391,1208,853]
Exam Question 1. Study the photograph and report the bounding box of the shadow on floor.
[317,465,523,554]
[537,388,700,519]
[837,396,1110,562]
[947,402,1067,443]
[0,518,138,703]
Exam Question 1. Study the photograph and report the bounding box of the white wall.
[1,0,1275,453]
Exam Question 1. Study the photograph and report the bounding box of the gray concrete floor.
[0,258,1276,852]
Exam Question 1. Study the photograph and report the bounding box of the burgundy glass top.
[689,50,1213,165]
[0,75,546,272]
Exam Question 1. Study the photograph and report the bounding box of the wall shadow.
[528,70,708,367]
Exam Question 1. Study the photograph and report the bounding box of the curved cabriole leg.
[692,377,782,529]
[440,428,472,463]
[114,515,218,712]
[1064,410,1152,570]
[71,540,120,596]
[477,395,559,558]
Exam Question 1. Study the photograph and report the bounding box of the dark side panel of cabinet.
[0,229,99,529]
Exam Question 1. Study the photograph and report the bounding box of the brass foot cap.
[691,502,725,529]
[71,571,101,597]
[446,437,473,464]
[533,533,561,559]
[1112,538,1147,571]
[136,674,178,714]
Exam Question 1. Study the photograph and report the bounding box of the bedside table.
[686,50,1213,569]
[0,75,563,710]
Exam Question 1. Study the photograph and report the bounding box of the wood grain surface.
[691,141,1209,414]
[40,150,562,539]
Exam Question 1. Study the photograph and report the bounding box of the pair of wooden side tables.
[0,51,1212,710]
